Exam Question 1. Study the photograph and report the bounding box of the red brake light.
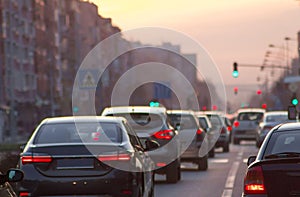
[152,129,174,140]
[21,155,52,165]
[197,129,203,135]
[233,121,240,127]
[227,126,232,132]
[98,154,131,162]
[244,166,266,195]
[19,192,30,197]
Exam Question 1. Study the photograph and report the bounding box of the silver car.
[232,108,265,144]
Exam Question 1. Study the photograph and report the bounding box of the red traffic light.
[261,103,267,109]
[234,87,238,94]
[257,89,262,95]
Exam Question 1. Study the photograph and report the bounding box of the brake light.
[98,154,131,162]
[233,121,240,127]
[244,166,266,195]
[19,192,30,197]
[152,129,174,140]
[227,126,232,132]
[21,155,52,165]
[197,129,203,135]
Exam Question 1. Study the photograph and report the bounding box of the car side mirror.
[0,169,24,185]
[247,156,256,166]
[145,140,160,151]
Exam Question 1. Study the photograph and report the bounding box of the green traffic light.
[232,70,239,78]
[292,98,298,106]
[149,101,160,107]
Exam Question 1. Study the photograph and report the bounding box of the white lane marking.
[209,159,229,163]
[222,189,233,197]
[243,158,248,163]
[225,161,240,189]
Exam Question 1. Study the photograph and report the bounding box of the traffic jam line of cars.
[4,105,300,196]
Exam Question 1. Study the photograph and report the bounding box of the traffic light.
[149,99,160,107]
[232,62,239,78]
[261,103,267,109]
[257,89,262,95]
[234,87,238,95]
[291,93,298,106]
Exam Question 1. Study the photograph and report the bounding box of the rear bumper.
[233,129,257,140]
[17,168,142,197]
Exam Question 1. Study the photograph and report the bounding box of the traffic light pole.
[235,63,292,71]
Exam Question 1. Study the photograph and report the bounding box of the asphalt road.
[154,141,258,197]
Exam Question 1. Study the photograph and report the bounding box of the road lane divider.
[222,161,240,197]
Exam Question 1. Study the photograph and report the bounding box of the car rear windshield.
[237,112,263,121]
[34,122,122,144]
[168,114,198,129]
[264,130,300,158]
[198,117,208,129]
[205,114,223,128]
[265,114,288,123]
[107,113,167,134]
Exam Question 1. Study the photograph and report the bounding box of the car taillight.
[244,166,266,195]
[21,155,52,165]
[19,192,30,197]
[152,129,174,140]
[227,126,232,132]
[98,154,131,162]
[197,129,203,135]
[233,121,240,127]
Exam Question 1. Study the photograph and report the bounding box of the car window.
[264,131,300,158]
[198,117,208,129]
[265,114,288,123]
[168,114,197,130]
[237,112,263,121]
[34,122,122,144]
[206,114,222,128]
[106,113,167,133]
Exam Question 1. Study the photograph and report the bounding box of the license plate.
[57,158,94,169]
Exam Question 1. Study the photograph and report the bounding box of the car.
[243,122,300,196]
[101,106,181,183]
[198,111,230,152]
[195,114,215,157]
[16,116,156,197]
[232,108,265,145]
[256,111,294,148]
[0,169,23,197]
[167,110,208,171]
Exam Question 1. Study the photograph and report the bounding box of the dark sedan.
[244,122,300,196]
[16,116,155,197]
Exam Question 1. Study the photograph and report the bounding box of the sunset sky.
[90,0,300,86]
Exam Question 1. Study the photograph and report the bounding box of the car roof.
[101,106,167,115]
[166,110,195,115]
[264,111,288,116]
[195,111,225,116]
[41,116,126,124]
[275,122,300,132]
[237,108,266,113]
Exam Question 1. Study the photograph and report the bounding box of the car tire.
[197,155,208,171]
[208,148,215,158]
[166,160,180,183]
[223,142,229,152]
